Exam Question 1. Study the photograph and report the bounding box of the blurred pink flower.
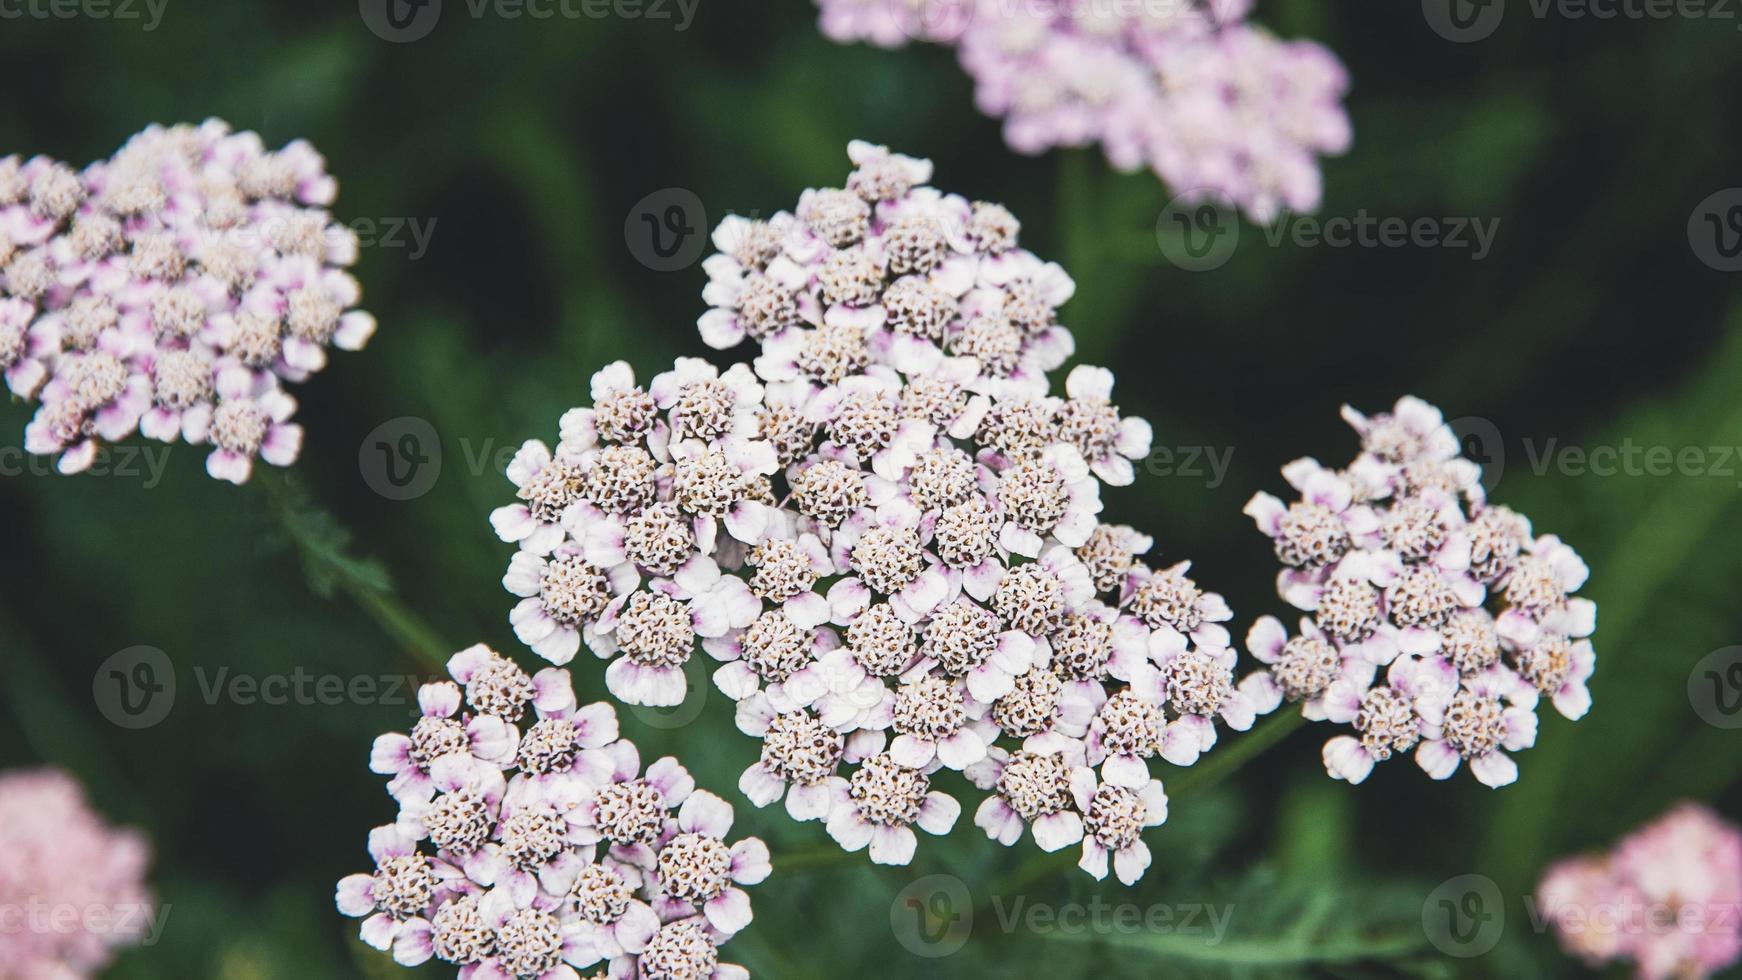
[812,0,1351,221]
[0,769,156,979]
[1538,803,1742,980]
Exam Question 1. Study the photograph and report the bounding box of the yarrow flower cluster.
[493,142,1277,883]
[0,768,155,979]
[1243,396,1596,789]
[0,119,376,483]
[811,0,1351,221]
[1537,803,1742,980]
[339,644,767,978]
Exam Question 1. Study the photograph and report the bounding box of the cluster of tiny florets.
[1243,396,1596,789]
[339,644,766,978]
[2,120,377,483]
[491,357,777,706]
[492,143,1275,883]
[486,144,1291,883]
[810,1,1351,222]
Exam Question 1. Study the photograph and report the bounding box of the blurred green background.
[2,1,1740,977]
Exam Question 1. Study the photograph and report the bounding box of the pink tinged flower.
[814,0,917,48]
[505,545,636,666]
[784,645,891,732]
[371,680,519,801]
[336,825,459,963]
[734,699,846,823]
[664,555,763,639]
[824,754,960,865]
[202,378,302,484]
[563,862,659,967]
[1340,396,1462,466]
[491,440,582,557]
[887,673,990,771]
[0,769,155,978]
[1068,766,1166,885]
[1061,365,1151,487]
[1321,734,1377,785]
[967,748,1084,852]
[646,791,769,938]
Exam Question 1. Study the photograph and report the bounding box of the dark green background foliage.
[2,1,1740,977]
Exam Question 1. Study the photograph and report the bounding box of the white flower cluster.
[491,143,1279,883]
[1243,396,1596,789]
[0,120,376,483]
[339,644,766,979]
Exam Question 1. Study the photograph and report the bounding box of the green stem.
[1041,925,1429,966]
[252,469,451,674]
[1165,710,1308,802]
[349,590,454,675]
